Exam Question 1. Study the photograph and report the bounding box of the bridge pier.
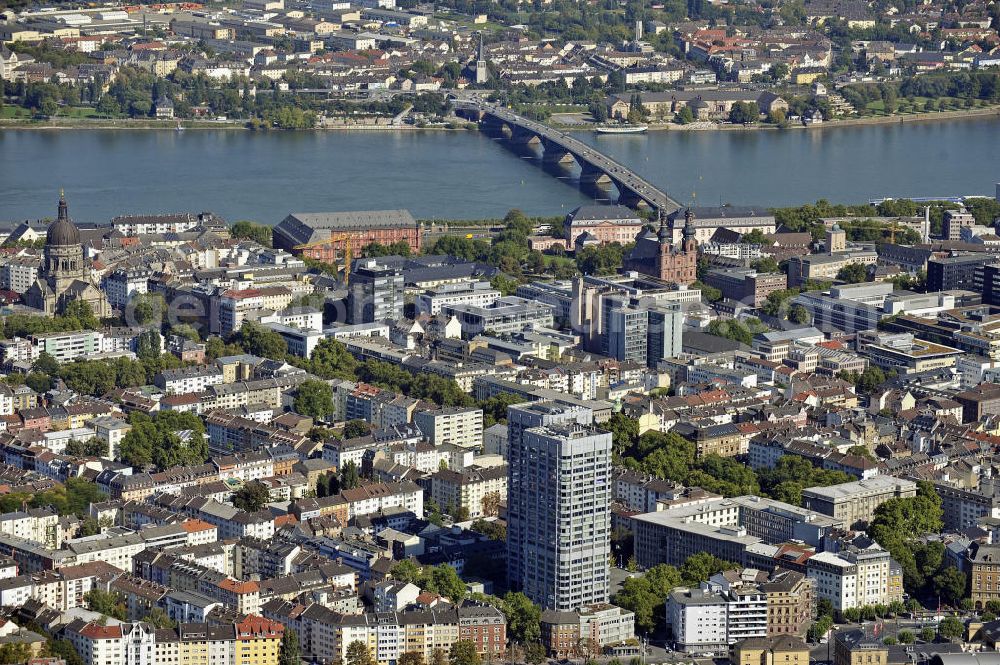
[579,163,613,186]
[454,108,485,122]
[510,126,541,146]
[540,138,576,165]
[618,187,652,209]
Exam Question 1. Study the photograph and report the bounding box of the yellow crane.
[294,234,354,285]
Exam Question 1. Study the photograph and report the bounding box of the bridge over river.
[455,102,681,213]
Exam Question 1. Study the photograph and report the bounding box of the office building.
[414,281,500,315]
[443,296,554,337]
[704,268,787,307]
[926,254,993,292]
[506,402,610,611]
[647,303,684,366]
[604,300,648,365]
[348,260,404,324]
[633,496,842,569]
[801,477,917,529]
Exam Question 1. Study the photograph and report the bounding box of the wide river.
[2,116,998,224]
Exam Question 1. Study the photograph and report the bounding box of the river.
[1,116,998,224]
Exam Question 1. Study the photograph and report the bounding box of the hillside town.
[0,184,995,665]
[1,0,999,129]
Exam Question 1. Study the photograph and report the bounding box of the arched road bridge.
[454,101,681,213]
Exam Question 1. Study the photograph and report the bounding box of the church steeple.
[657,208,671,244]
[57,188,68,223]
[682,207,697,253]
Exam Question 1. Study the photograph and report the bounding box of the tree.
[449,640,481,665]
[0,643,31,664]
[675,106,695,124]
[837,263,869,283]
[85,589,127,620]
[26,371,52,393]
[279,627,300,665]
[308,338,358,380]
[294,380,335,420]
[428,564,466,602]
[751,256,780,273]
[921,627,936,643]
[787,303,811,324]
[346,641,375,665]
[399,653,425,665]
[898,630,915,644]
[344,420,371,439]
[136,330,162,360]
[233,481,271,512]
[613,563,683,633]
[143,607,176,629]
[525,643,546,665]
[933,567,968,606]
[238,321,287,359]
[601,412,640,455]
[131,294,163,327]
[502,591,541,643]
[680,552,735,585]
[728,101,760,124]
[119,411,208,470]
[43,639,84,665]
[66,438,109,458]
[341,460,360,491]
[938,616,964,640]
[231,220,273,247]
[389,559,424,584]
[32,351,60,376]
[65,299,99,328]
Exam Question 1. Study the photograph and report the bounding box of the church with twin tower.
[25,192,112,319]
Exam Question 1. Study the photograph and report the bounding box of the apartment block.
[413,406,484,449]
[507,401,610,611]
[806,543,898,613]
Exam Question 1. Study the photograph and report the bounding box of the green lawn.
[0,106,31,119]
[59,106,100,118]
[865,96,984,116]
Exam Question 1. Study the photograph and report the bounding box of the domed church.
[25,192,111,319]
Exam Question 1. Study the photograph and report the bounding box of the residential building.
[413,407,483,449]
[732,636,810,665]
[968,542,1000,609]
[429,465,507,518]
[806,543,897,613]
[507,402,610,611]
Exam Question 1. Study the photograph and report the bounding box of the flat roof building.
[801,477,917,529]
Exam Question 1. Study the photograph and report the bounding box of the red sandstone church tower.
[623,207,698,285]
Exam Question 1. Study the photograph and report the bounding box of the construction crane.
[294,234,354,286]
